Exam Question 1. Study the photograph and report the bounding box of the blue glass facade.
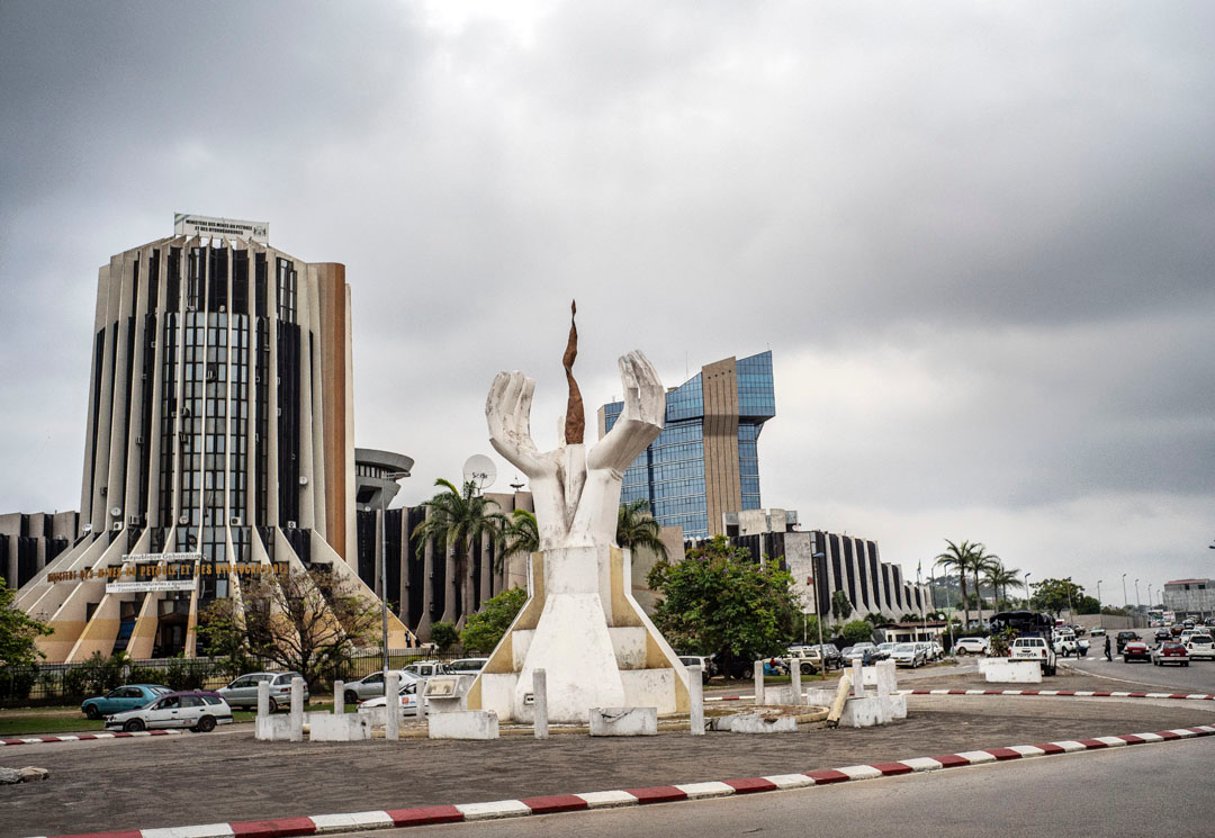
[602,351,775,540]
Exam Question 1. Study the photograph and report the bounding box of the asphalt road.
[1065,653,1215,695]
[355,736,1215,838]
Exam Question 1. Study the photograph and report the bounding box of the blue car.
[81,684,172,719]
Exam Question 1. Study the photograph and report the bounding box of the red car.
[1152,641,1190,667]
[1122,641,1151,663]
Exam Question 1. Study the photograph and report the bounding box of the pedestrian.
[1104,635,1112,661]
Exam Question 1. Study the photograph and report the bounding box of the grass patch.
[0,702,338,736]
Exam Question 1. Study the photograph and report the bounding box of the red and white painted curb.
[33,724,1215,838]
[1,729,184,748]
[703,688,1215,703]
[903,688,1215,701]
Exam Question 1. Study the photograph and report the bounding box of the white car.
[342,670,417,704]
[358,679,425,717]
[105,691,233,733]
[953,637,988,656]
[1185,634,1214,661]
[890,643,927,668]
[403,660,450,678]
[1010,636,1057,675]
[447,658,489,674]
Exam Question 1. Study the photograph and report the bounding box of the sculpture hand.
[486,371,547,475]
[586,351,665,474]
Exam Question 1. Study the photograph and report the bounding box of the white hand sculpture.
[487,352,664,551]
[569,351,665,547]
[486,371,585,550]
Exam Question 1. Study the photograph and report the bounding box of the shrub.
[63,652,125,697]
[840,620,876,646]
[430,622,460,654]
[164,656,210,690]
[0,666,38,701]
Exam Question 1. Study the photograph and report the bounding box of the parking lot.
[3,665,1213,837]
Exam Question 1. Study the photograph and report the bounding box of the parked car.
[792,643,843,673]
[890,643,927,668]
[953,637,989,656]
[1152,641,1190,667]
[104,691,233,733]
[403,660,450,678]
[1089,627,1106,637]
[359,679,424,718]
[1122,641,1151,663]
[916,642,942,662]
[678,656,714,683]
[841,643,879,665]
[447,658,490,674]
[218,672,309,712]
[342,670,416,704]
[81,684,172,719]
[1185,634,1214,661]
[875,642,898,659]
[1115,631,1140,653]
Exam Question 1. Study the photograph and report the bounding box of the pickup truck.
[1010,636,1058,675]
[1052,631,1090,657]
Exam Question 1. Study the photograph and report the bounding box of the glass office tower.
[600,351,775,540]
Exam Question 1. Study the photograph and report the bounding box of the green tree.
[647,536,799,678]
[1028,577,1086,617]
[616,499,668,560]
[430,621,460,653]
[863,611,890,627]
[935,540,982,629]
[984,563,1024,609]
[460,587,527,654]
[0,576,52,668]
[840,620,876,646]
[500,509,539,567]
[968,545,1001,611]
[411,479,507,627]
[830,589,853,622]
[197,597,255,679]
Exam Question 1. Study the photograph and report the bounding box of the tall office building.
[598,351,775,540]
[16,214,413,662]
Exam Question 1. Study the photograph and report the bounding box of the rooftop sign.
[174,213,269,243]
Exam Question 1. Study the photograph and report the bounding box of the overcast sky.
[2,0,1212,605]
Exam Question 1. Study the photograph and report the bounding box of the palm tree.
[935,539,978,630]
[984,563,1024,609]
[616,499,668,560]
[410,479,506,628]
[969,545,1001,614]
[500,509,539,569]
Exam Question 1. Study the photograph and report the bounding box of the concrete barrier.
[980,658,1043,683]
[589,707,658,737]
[309,713,371,742]
[428,710,500,740]
[714,713,799,734]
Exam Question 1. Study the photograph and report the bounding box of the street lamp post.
[1121,573,1128,609]
[380,470,411,676]
[1097,580,1103,612]
[1024,572,1032,609]
[1135,578,1141,613]
[811,551,827,656]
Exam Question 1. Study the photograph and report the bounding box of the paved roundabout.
[4,662,1213,838]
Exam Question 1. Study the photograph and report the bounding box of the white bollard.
[385,672,400,741]
[333,680,345,715]
[417,677,427,721]
[688,666,705,735]
[790,658,803,705]
[533,668,549,740]
[257,680,270,719]
[851,659,864,698]
[753,660,765,705]
[290,677,305,742]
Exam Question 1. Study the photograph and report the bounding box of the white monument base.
[467,546,690,723]
[428,710,500,740]
[980,658,1043,683]
[255,715,292,741]
[589,706,658,736]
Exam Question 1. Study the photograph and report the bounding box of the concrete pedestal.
[428,710,500,740]
[588,707,658,736]
[309,713,371,742]
[980,658,1043,683]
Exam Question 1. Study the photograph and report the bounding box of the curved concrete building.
[17,216,416,662]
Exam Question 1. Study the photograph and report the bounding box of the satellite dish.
[462,454,497,492]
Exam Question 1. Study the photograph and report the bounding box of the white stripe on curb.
[456,800,531,821]
[763,773,816,789]
[955,750,998,764]
[675,781,736,799]
[836,765,884,780]
[310,811,394,832]
[576,790,639,809]
[1007,745,1047,757]
[899,757,944,772]
[1052,740,1088,753]
[142,824,235,838]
